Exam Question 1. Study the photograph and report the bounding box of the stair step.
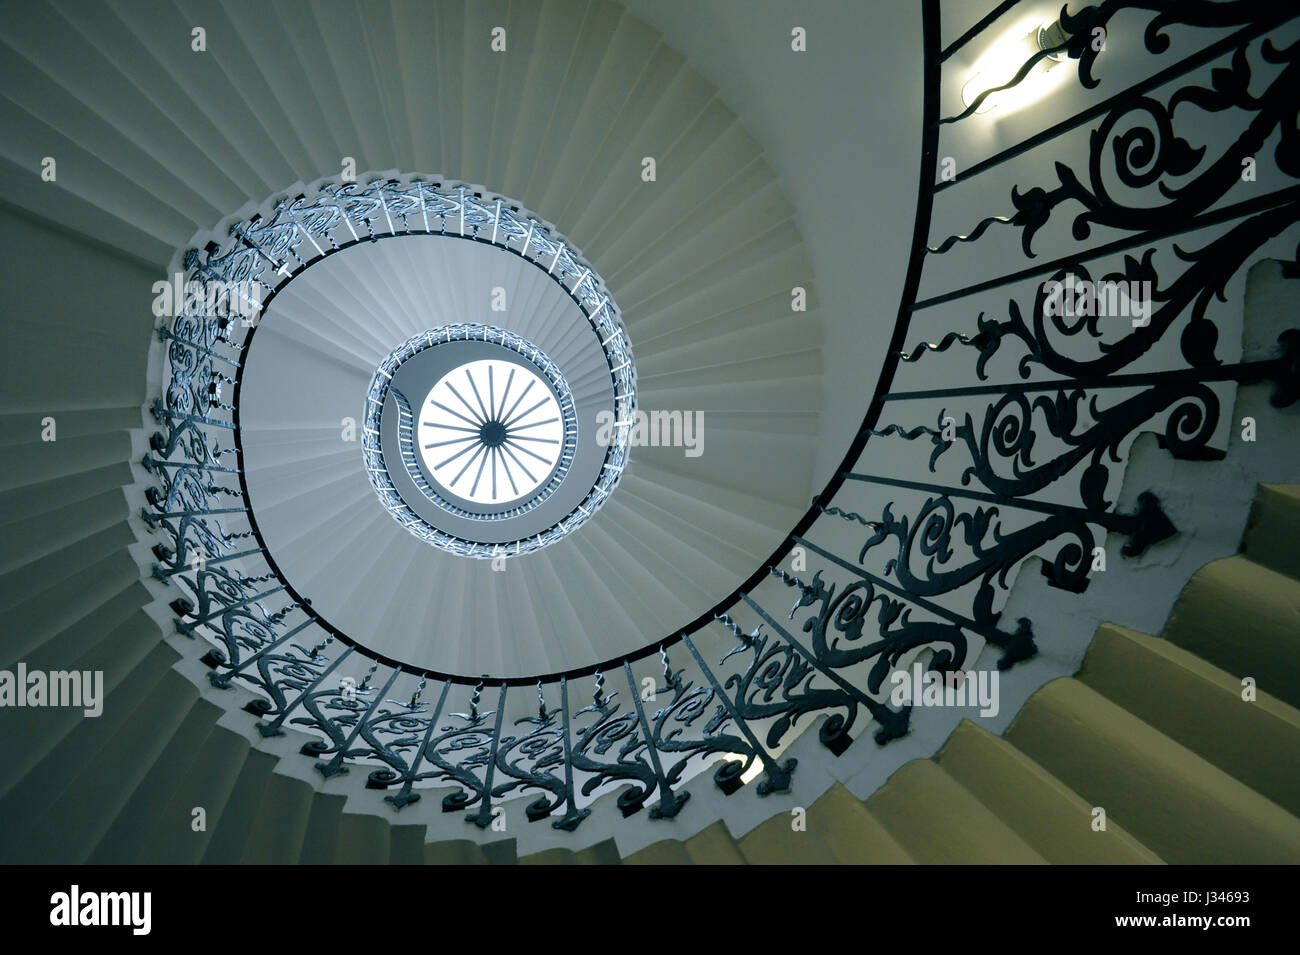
[24,668,199,863]
[0,464,132,531]
[239,768,317,864]
[424,828,517,865]
[0,640,176,847]
[812,782,914,864]
[0,431,135,493]
[519,838,622,865]
[936,719,1162,864]
[867,760,1047,864]
[424,839,492,865]
[333,811,391,865]
[684,821,746,865]
[135,724,253,864]
[624,839,694,865]
[1006,678,1300,863]
[1162,555,1300,709]
[1079,623,1300,818]
[480,838,518,865]
[1242,484,1300,581]
[0,488,128,575]
[298,791,347,865]
[0,594,155,790]
[201,748,278,864]
[741,782,915,864]
[87,699,223,864]
[0,520,136,608]
[2,549,140,652]
[389,824,428,865]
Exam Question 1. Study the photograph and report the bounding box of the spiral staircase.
[2,0,1299,865]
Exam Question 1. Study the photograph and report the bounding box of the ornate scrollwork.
[133,3,1298,842]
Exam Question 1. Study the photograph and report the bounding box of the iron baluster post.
[467,683,508,829]
[386,678,450,809]
[742,591,910,746]
[317,665,402,778]
[205,615,316,685]
[682,633,796,795]
[794,535,1036,668]
[257,646,355,736]
[622,660,689,819]
[552,677,591,830]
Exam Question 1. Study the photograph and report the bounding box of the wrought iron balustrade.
[142,0,1300,833]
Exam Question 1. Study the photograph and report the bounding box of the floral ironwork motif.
[141,4,1300,836]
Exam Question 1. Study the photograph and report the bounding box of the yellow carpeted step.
[573,838,622,864]
[806,782,914,864]
[1006,677,1300,863]
[740,781,916,864]
[683,820,747,864]
[866,759,1047,864]
[333,812,392,865]
[519,838,621,865]
[737,812,840,865]
[1079,622,1300,818]
[481,837,518,865]
[1242,483,1300,581]
[424,838,493,866]
[624,839,694,865]
[518,848,572,865]
[1162,555,1300,710]
[936,719,1162,864]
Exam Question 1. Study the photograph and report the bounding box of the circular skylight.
[362,319,622,559]
[418,358,565,505]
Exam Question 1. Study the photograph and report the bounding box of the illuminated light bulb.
[724,754,768,785]
[961,19,1071,116]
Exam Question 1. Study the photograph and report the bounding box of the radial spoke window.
[418,358,565,505]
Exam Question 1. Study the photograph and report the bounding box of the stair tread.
[937,719,1162,864]
[201,748,278,864]
[1242,483,1300,581]
[424,839,491,866]
[735,781,914,864]
[135,723,253,864]
[624,840,694,865]
[1162,555,1300,709]
[684,820,746,865]
[866,760,1047,864]
[239,768,317,865]
[87,701,223,864]
[1080,622,1300,817]
[1006,677,1300,864]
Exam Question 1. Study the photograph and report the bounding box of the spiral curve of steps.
[3,0,1299,865]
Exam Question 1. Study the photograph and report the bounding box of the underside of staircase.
[542,484,1300,865]
[4,482,1294,864]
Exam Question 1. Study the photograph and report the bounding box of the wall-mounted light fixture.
[960,18,1071,117]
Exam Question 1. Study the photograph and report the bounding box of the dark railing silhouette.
[143,0,1299,831]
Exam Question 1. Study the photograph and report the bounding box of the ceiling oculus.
[418,357,567,506]
[366,320,623,559]
[370,324,579,527]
